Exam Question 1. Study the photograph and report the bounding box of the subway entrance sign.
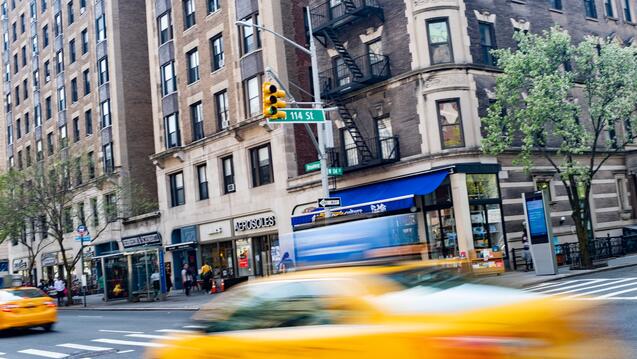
[268,109,326,124]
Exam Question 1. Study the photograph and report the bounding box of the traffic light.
[262,82,286,119]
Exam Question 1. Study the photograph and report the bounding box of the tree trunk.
[65,267,74,306]
[572,210,593,269]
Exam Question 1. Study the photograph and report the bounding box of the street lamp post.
[236,7,331,216]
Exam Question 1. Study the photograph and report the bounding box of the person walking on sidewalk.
[200,263,212,293]
[54,277,65,306]
[182,264,193,296]
[150,269,161,301]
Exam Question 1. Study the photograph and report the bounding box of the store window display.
[423,178,458,258]
[466,174,506,252]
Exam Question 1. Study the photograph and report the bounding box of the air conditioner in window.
[221,119,230,129]
[226,183,235,192]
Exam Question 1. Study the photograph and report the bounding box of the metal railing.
[319,54,390,95]
[310,0,382,31]
[511,234,637,270]
[332,135,399,170]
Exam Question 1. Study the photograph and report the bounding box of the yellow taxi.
[146,261,627,359]
[0,287,57,331]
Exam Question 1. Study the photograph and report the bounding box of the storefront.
[11,257,30,283]
[41,252,65,284]
[290,165,508,267]
[166,225,198,290]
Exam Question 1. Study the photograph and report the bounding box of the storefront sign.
[121,233,162,249]
[234,213,277,234]
[0,260,9,272]
[199,220,232,243]
[41,252,58,267]
[12,258,28,271]
[164,242,197,251]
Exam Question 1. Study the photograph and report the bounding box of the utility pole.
[236,7,331,216]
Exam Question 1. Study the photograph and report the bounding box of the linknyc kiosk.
[522,190,558,275]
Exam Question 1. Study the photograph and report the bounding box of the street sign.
[75,236,91,242]
[317,197,341,208]
[76,225,87,236]
[305,161,321,173]
[268,109,326,124]
[328,167,343,176]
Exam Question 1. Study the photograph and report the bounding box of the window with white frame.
[215,89,229,130]
[100,99,111,127]
[186,47,199,83]
[158,12,172,45]
[245,76,260,118]
[161,61,176,95]
[98,56,109,85]
[164,112,180,148]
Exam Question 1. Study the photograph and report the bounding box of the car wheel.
[42,323,54,332]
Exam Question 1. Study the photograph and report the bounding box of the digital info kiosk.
[522,190,558,275]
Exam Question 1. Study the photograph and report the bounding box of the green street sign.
[268,109,326,123]
[305,161,321,173]
[328,167,343,176]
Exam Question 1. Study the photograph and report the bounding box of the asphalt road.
[0,310,194,358]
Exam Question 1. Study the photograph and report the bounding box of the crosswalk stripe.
[92,338,167,348]
[564,280,637,298]
[594,286,637,299]
[57,343,113,352]
[98,329,143,334]
[117,350,135,354]
[127,333,178,340]
[533,279,609,294]
[183,325,206,329]
[156,329,196,334]
[524,280,581,291]
[18,349,68,358]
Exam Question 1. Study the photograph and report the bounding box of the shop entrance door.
[425,208,458,258]
[172,249,198,290]
[253,235,275,277]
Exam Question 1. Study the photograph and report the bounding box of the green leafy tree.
[483,27,637,269]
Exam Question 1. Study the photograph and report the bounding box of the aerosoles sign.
[234,212,277,234]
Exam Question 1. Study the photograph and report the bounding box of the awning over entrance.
[291,170,449,228]
[165,241,197,251]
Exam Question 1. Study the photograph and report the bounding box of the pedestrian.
[200,263,212,293]
[522,235,532,271]
[181,264,192,296]
[277,252,295,273]
[54,277,65,306]
[165,268,173,293]
[150,269,161,301]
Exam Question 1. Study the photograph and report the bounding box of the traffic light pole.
[236,8,331,217]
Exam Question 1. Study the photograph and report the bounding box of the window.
[81,28,88,54]
[437,99,465,149]
[25,112,30,133]
[42,24,49,47]
[161,61,176,95]
[71,77,78,102]
[103,142,114,173]
[367,39,383,65]
[36,140,42,161]
[8,156,13,168]
[67,1,74,25]
[98,57,109,85]
[72,117,79,142]
[4,63,9,82]
[105,193,117,222]
[208,0,220,13]
[6,124,12,145]
[585,0,598,18]
[164,113,181,148]
[605,0,618,17]
[17,150,22,169]
[158,12,172,45]
[333,57,350,87]
[59,124,67,148]
[77,202,85,226]
[240,14,260,54]
[2,32,7,52]
[245,76,260,118]
[183,0,196,29]
[5,93,11,112]
[211,34,224,70]
[14,86,19,106]
[74,157,82,185]
[342,130,359,166]
[215,90,229,130]
[46,132,53,155]
[83,69,90,95]
[25,145,31,166]
[91,197,99,227]
[63,208,73,233]
[11,21,16,42]
[169,172,185,207]
[197,164,209,200]
[22,79,28,99]
[187,48,199,84]
[80,0,86,14]
[30,2,37,18]
[35,104,42,126]
[33,69,40,88]
[87,151,95,178]
[95,15,106,42]
[85,109,92,135]
[69,38,76,63]
[624,0,633,21]
[426,18,453,64]
[13,54,18,73]
[100,99,111,127]
[44,60,50,82]
[478,22,496,66]
[250,144,273,187]
[57,86,66,111]
[21,45,26,66]
[41,0,46,13]
[222,156,235,193]
[617,176,631,211]
[20,13,25,33]
[535,178,553,202]
[31,35,38,53]
[190,101,204,141]
[54,13,62,36]
[55,50,64,73]
[45,96,52,119]
[16,118,21,139]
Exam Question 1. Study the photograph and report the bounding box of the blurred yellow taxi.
[0,287,57,331]
[146,262,627,359]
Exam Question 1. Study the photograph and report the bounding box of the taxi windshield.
[6,288,47,298]
[384,266,468,290]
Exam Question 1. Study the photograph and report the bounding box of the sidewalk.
[476,254,637,289]
[57,288,217,311]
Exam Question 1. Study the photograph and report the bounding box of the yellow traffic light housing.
[262,82,287,119]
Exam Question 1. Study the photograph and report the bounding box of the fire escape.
[310,0,398,171]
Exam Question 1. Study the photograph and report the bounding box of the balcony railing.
[310,0,383,33]
[320,53,390,97]
[331,135,399,171]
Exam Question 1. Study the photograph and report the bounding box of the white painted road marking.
[18,349,69,358]
[527,277,637,300]
[56,343,113,352]
[92,338,167,348]
[156,329,195,334]
[98,329,144,334]
[183,325,206,329]
[117,350,135,354]
[534,279,608,294]
[565,280,637,298]
[594,286,637,299]
[126,333,178,340]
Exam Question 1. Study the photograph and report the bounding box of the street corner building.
[0,0,157,289]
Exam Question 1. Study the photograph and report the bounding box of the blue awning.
[291,170,449,228]
[333,170,449,207]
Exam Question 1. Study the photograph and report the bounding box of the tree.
[483,27,637,269]
[0,150,157,303]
